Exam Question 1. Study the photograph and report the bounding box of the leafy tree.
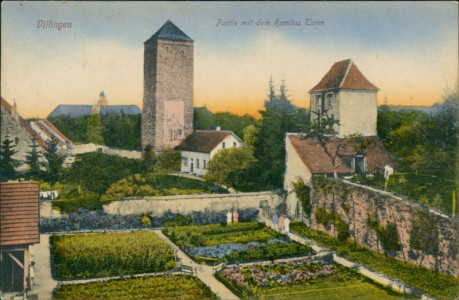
[86,114,105,145]
[64,152,140,195]
[0,135,17,181]
[48,115,91,143]
[156,148,181,173]
[205,147,256,188]
[252,79,309,189]
[45,140,65,187]
[101,112,141,150]
[242,124,258,152]
[25,139,43,180]
[141,145,157,175]
[193,106,215,130]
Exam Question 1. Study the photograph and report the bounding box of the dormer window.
[326,93,334,108]
[353,155,366,174]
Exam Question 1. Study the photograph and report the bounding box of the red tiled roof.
[43,120,72,144]
[288,134,391,174]
[309,59,378,92]
[176,130,234,153]
[0,182,40,246]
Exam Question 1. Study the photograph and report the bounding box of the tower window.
[315,95,322,113]
[326,93,334,108]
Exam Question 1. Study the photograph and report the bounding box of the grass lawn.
[51,231,175,280]
[291,222,459,300]
[52,275,216,299]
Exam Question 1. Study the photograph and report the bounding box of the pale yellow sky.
[1,2,457,119]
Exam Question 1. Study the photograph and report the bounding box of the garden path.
[154,229,240,300]
[29,234,58,300]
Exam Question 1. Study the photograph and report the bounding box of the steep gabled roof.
[145,20,193,44]
[287,134,391,174]
[1,97,49,151]
[176,130,236,153]
[309,59,378,93]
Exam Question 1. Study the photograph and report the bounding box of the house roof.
[309,59,379,93]
[0,182,40,246]
[176,130,235,153]
[1,97,49,151]
[42,120,72,144]
[47,104,141,118]
[287,134,391,174]
[100,105,141,115]
[145,20,193,44]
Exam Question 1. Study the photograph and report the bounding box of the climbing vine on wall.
[368,214,401,253]
[293,178,312,214]
[314,208,350,241]
[312,176,350,199]
[410,211,438,257]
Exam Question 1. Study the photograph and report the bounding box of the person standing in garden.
[284,216,290,234]
[271,213,278,230]
[226,211,232,224]
[278,215,285,231]
[233,210,239,224]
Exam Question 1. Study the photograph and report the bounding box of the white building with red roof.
[176,128,243,176]
[309,59,379,137]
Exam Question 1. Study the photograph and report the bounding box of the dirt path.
[154,230,240,300]
[29,234,58,300]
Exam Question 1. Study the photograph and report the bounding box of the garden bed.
[51,231,175,280]
[163,221,314,264]
[291,222,459,300]
[215,257,410,299]
[52,274,216,299]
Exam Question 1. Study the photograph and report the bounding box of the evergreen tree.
[25,139,43,180]
[252,79,309,189]
[45,140,64,187]
[86,114,105,145]
[0,135,17,181]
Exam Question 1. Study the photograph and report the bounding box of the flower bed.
[163,222,314,263]
[51,231,175,280]
[215,257,410,299]
[52,275,216,299]
[291,222,459,300]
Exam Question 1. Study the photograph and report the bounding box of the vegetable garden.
[52,274,216,299]
[291,222,459,300]
[163,221,314,263]
[51,231,175,279]
[215,257,409,299]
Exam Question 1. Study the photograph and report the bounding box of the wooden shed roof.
[0,182,40,246]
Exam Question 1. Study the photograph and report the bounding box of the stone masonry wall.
[142,39,193,151]
[307,180,459,276]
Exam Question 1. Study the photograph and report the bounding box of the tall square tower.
[142,20,194,150]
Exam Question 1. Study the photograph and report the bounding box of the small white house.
[176,129,243,176]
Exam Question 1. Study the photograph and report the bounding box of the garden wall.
[70,143,141,159]
[305,180,459,276]
[103,192,283,217]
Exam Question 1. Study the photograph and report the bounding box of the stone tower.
[142,20,194,151]
[309,59,379,137]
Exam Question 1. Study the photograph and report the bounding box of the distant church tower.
[142,20,194,151]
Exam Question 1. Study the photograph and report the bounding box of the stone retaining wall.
[103,192,283,217]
